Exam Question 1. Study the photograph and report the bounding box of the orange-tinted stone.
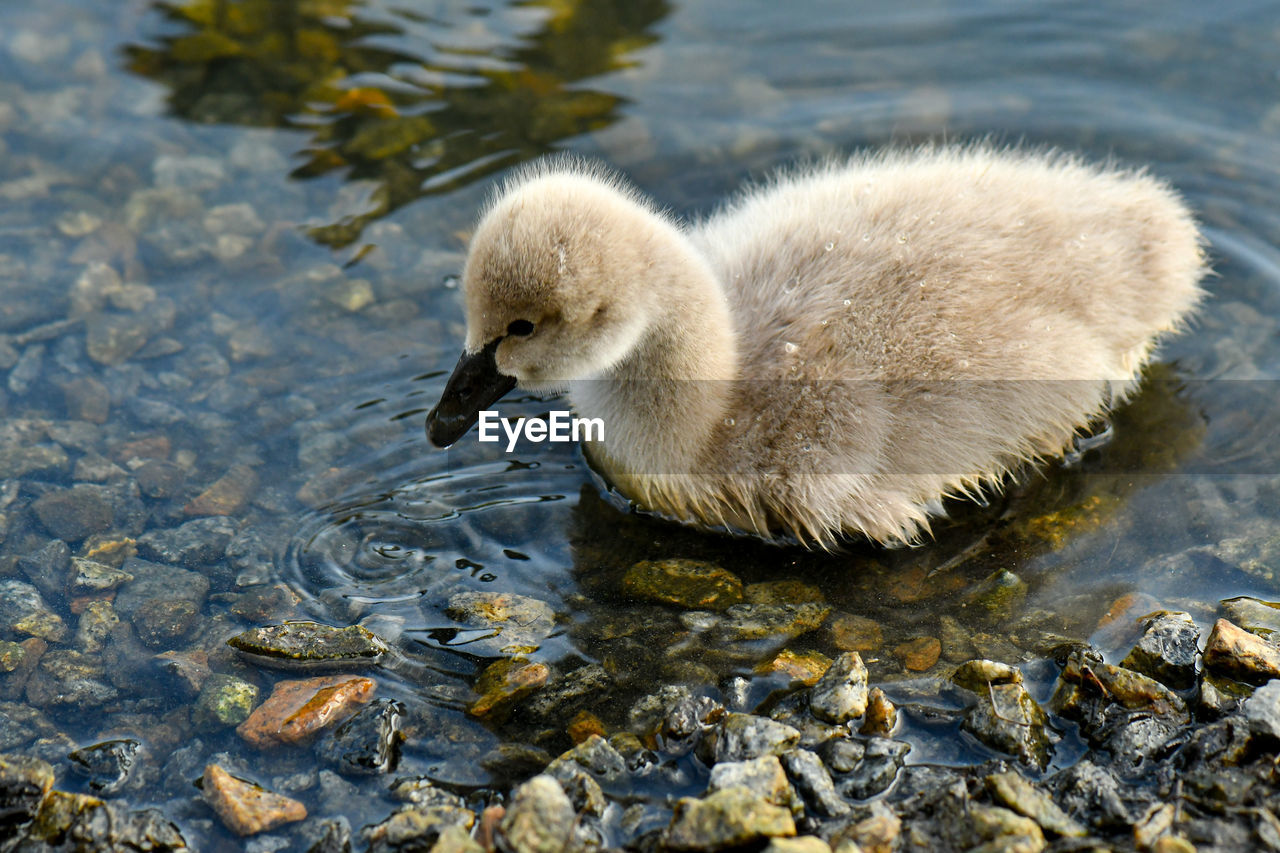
[185,464,258,516]
[568,711,607,744]
[755,649,833,686]
[893,637,942,672]
[236,674,375,748]
[203,764,306,836]
[468,658,549,719]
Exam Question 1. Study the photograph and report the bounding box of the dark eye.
[507,319,535,337]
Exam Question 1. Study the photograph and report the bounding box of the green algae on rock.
[227,621,389,669]
[622,559,745,611]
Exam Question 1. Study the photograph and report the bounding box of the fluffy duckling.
[427,146,1205,547]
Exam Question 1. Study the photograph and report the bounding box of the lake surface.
[3,0,1280,847]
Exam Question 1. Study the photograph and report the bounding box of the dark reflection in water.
[125,0,669,248]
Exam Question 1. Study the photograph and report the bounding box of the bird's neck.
[569,239,736,480]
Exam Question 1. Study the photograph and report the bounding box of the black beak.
[425,337,517,447]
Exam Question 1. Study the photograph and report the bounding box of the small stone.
[237,675,376,748]
[132,598,199,647]
[781,749,849,817]
[85,314,151,365]
[823,612,884,652]
[833,738,910,800]
[61,376,111,423]
[952,659,1024,693]
[762,839,832,853]
[318,698,404,776]
[0,752,55,834]
[810,652,869,723]
[185,464,258,516]
[622,559,745,611]
[228,622,389,669]
[714,603,831,643]
[498,775,575,853]
[1133,803,1175,851]
[28,789,105,843]
[154,650,211,695]
[230,585,301,622]
[1203,618,1280,684]
[0,642,26,673]
[137,516,237,566]
[203,763,307,836]
[194,674,261,729]
[567,711,606,744]
[967,569,1029,615]
[706,713,801,763]
[154,155,225,191]
[32,487,113,542]
[68,738,140,795]
[1241,679,1280,739]
[17,539,71,601]
[444,592,556,656]
[25,650,117,708]
[134,460,185,498]
[664,786,796,851]
[986,771,1087,838]
[962,682,1052,770]
[859,688,898,736]
[468,658,550,719]
[362,803,475,853]
[707,755,793,808]
[830,802,900,853]
[69,557,132,594]
[968,804,1045,853]
[892,636,941,671]
[66,802,187,851]
[1119,611,1200,690]
[325,279,375,312]
[74,601,119,653]
[744,580,826,605]
[0,580,66,642]
[1220,597,1280,637]
[756,649,833,685]
[114,558,209,616]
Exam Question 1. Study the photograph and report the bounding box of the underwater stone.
[237,675,376,748]
[131,598,199,647]
[73,601,119,654]
[227,622,389,669]
[467,658,550,719]
[963,681,1052,769]
[521,663,612,724]
[756,649,832,685]
[362,803,475,853]
[834,737,910,800]
[68,738,139,795]
[31,487,113,543]
[194,674,260,730]
[714,602,831,643]
[16,539,70,601]
[184,463,259,516]
[0,580,66,642]
[622,559,745,611]
[1119,611,1200,690]
[203,763,307,836]
[0,752,55,837]
[25,649,117,708]
[445,591,557,656]
[892,636,941,672]
[318,698,404,776]
[809,652,869,723]
[1220,597,1280,637]
[114,558,210,618]
[137,515,237,566]
[822,612,884,653]
[66,802,187,851]
[69,557,132,595]
[545,734,627,785]
[85,313,151,365]
[664,786,796,851]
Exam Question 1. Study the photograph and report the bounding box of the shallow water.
[4,0,1280,845]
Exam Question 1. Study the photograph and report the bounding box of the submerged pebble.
[227,622,389,669]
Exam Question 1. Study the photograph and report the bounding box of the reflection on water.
[126,0,669,248]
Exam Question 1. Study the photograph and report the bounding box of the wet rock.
[230,585,302,622]
[74,600,119,654]
[7,342,43,395]
[85,313,152,365]
[390,778,468,809]
[184,463,259,516]
[132,598,200,647]
[0,640,45,702]
[707,754,793,809]
[1220,597,1280,637]
[66,802,187,851]
[1119,611,1200,690]
[1203,618,1280,684]
[362,802,476,853]
[892,636,942,672]
[567,710,606,744]
[704,713,801,763]
[498,774,575,853]
[713,602,831,643]
[518,663,612,727]
[0,642,25,673]
[480,744,553,784]
[829,801,900,853]
[32,487,113,542]
[756,649,832,685]
[69,557,132,595]
[137,515,237,566]
[859,688,898,736]
[546,734,626,784]
[1241,679,1280,739]
[809,652,869,723]
[968,804,1045,852]
[1104,713,1184,775]
[237,675,376,748]
[823,612,884,652]
[468,658,550,719]
[304,818,352,853]
[194,674,260,730]
[968,569,1029,615]
[154,154,225,191]
[61,375,110,423]
[155,649,212,695]
[0,752,55,837]
[318,698,404,776]
[25,649,118,708]
[1199,671,1253,719]
[622,559,745,611]
[17,539,70,601]
[781,749,849,817]
[114,557,209,610]
[228,622,389,669]
[1052,759,1131,830]
[27,789,105,845]
[817,737,865,774]
[68,738,139,795]
[0,580,66,642]
[1051,650,1188,722]
[445,591,557,656]
[203,763,307,836]
[134,459,186,498]
[952,659,1024,693]
[986,770,1087,838]
[833,737,910,799]
[664,786,796,850]
[761,839,832,853]
[962,681,1052,769]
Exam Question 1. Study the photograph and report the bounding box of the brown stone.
[893,637,941,672]
[568,710,606,744]
[202,763,306,836]
[755,649,832,686]
[823,612,883,652]
[236,674,375,747]
[468,658,550,719]
[859,687,898,736]
[622,559,745,611]
[1203,618,1280,684]
[184,464,258,516]
[111,435,170,464]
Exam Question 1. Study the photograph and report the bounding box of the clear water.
[4,0,1280,841]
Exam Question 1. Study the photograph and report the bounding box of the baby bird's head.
[427,164,665,447]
